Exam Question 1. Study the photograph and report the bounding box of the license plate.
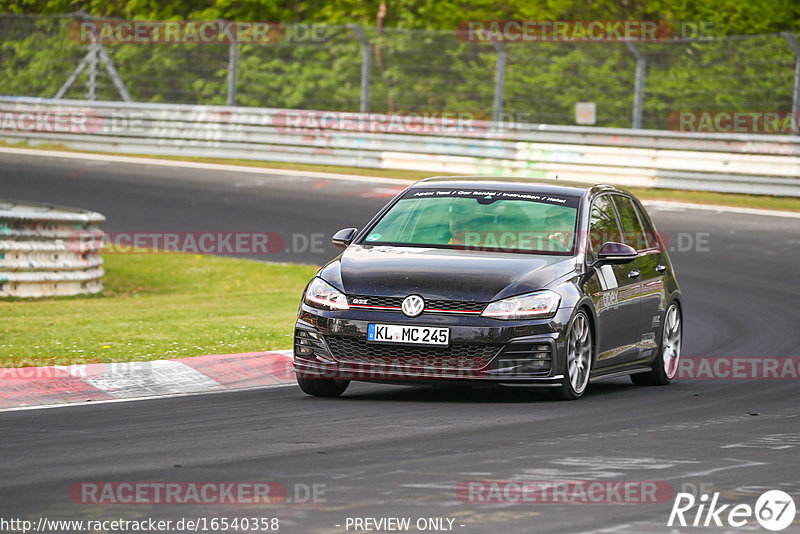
[367,324,449,346]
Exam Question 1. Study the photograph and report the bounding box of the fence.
[1,14,800,131]
[2,97,800,196]
[0,199,105,298]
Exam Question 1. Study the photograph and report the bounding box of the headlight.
[304,277,349,310]
[481,290,560,320]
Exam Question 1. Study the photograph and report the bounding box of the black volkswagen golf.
[294,176,682,400]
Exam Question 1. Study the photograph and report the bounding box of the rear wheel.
[631,303,682,386]
[296,376,350,397]
[551,311,593,400]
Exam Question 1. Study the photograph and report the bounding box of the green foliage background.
[1,1,799,128]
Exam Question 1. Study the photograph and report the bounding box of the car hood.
[318,244,577,302]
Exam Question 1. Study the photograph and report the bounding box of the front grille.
[348,295,485,314]
[349,295,402,308]
[325,335,499,371]
[428,299,485,312]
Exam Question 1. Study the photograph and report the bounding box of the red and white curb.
[0,350,295,411]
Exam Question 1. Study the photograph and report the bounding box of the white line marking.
[668,458,766,479]
[0,382,297,414]
[721,433,800,450]
[0,146,411,185]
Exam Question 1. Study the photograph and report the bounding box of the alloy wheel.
[662,304,682,379]
[567,312,592,394]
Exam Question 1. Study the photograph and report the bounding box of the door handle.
[628,270,641,279]
[655,264,667,273]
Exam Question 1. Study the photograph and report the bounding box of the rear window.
[361,188,580,254]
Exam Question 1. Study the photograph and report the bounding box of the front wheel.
[296,376,350,397]
[551,311,593,400]
[631,303,682,386]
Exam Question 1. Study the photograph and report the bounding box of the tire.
[296,376,350,397]
[551,310,593,400]
[631,303,682,386]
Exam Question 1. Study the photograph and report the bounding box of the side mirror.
[332,227,358,249]
[592,242,637,267]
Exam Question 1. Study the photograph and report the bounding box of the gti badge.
[401,295,425,317]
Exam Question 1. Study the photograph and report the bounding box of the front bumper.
[293,303,573,386]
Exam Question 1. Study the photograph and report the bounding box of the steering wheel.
[547,232,570,252]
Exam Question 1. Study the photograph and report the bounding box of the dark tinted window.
[364,190,580,254]
[613,195,648,251]
[588,195,622,257]
[634,202,659,250]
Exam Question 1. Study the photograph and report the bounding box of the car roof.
[412,175,627,197]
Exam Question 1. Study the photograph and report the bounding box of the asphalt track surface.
[1,152,800,533]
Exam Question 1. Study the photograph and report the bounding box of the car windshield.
[362,188,580,254]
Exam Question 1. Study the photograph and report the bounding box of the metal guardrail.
[0,199,105,298]
[1,97,800,196]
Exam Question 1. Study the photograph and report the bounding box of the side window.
[588,195,622,260]
[634,202,659,251]
[612,195,648,251]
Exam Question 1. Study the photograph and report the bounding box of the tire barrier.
[0,200,105,298]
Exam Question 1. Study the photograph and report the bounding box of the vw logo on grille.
[401,295,425,317]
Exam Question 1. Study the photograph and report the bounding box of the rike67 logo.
[669,490,796,531]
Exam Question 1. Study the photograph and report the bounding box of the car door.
[628,197,669,361]
[586,194,642,369]
[609,194,654,364]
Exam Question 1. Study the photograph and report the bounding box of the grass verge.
[0,253,317,367]
[3,140,800,212]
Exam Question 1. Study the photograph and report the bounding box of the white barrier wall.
[1,97,800,196]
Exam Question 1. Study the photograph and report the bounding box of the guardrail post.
[492,42,507,124]
[97,43,132,102]
[625,42,645,129]
[87,42,99,101]
[349,25,372,113]
[55,32,132,101]
[55,48,93,99]
[782,32,800,135]
[227,35,238,106]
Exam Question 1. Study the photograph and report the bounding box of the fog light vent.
[495,341,553,375]
[294,329,329,359]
